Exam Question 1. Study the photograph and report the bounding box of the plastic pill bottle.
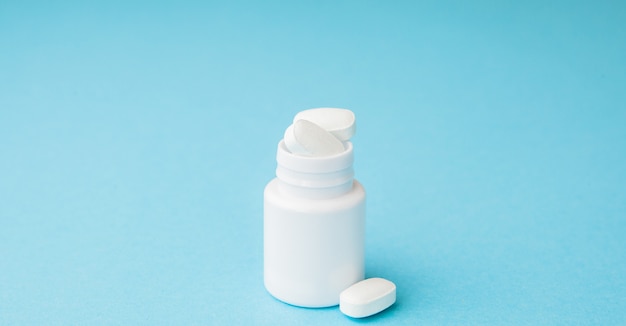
[264,140,366,308]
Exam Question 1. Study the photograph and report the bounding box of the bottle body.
[264,140,366,308]
[264,178,366,307]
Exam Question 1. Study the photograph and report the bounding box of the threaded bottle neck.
[275,140,354,199]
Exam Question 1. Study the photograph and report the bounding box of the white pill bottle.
[264,139,366,307]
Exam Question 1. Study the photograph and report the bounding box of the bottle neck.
[275,140,354,199]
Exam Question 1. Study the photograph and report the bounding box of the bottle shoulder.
[264,178,365,212]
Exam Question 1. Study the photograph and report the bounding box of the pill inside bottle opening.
[283,108,356,157]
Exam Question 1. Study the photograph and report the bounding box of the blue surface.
[1,1,625,324]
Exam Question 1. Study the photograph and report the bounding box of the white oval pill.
[294,108,356,142]
[284,119,345,157]
[339,278,396,318]
[283,123,308,155]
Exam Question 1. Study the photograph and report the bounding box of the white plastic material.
[293,108,356,142]
[339,278,396,318]
[283,119,345,157]
[264,139,366,307]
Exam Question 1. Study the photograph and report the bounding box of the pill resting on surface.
[339,278,396,318]
[283,119,345,157]
[293,108,356,142]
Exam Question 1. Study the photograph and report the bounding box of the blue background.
[1,1,625,324]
